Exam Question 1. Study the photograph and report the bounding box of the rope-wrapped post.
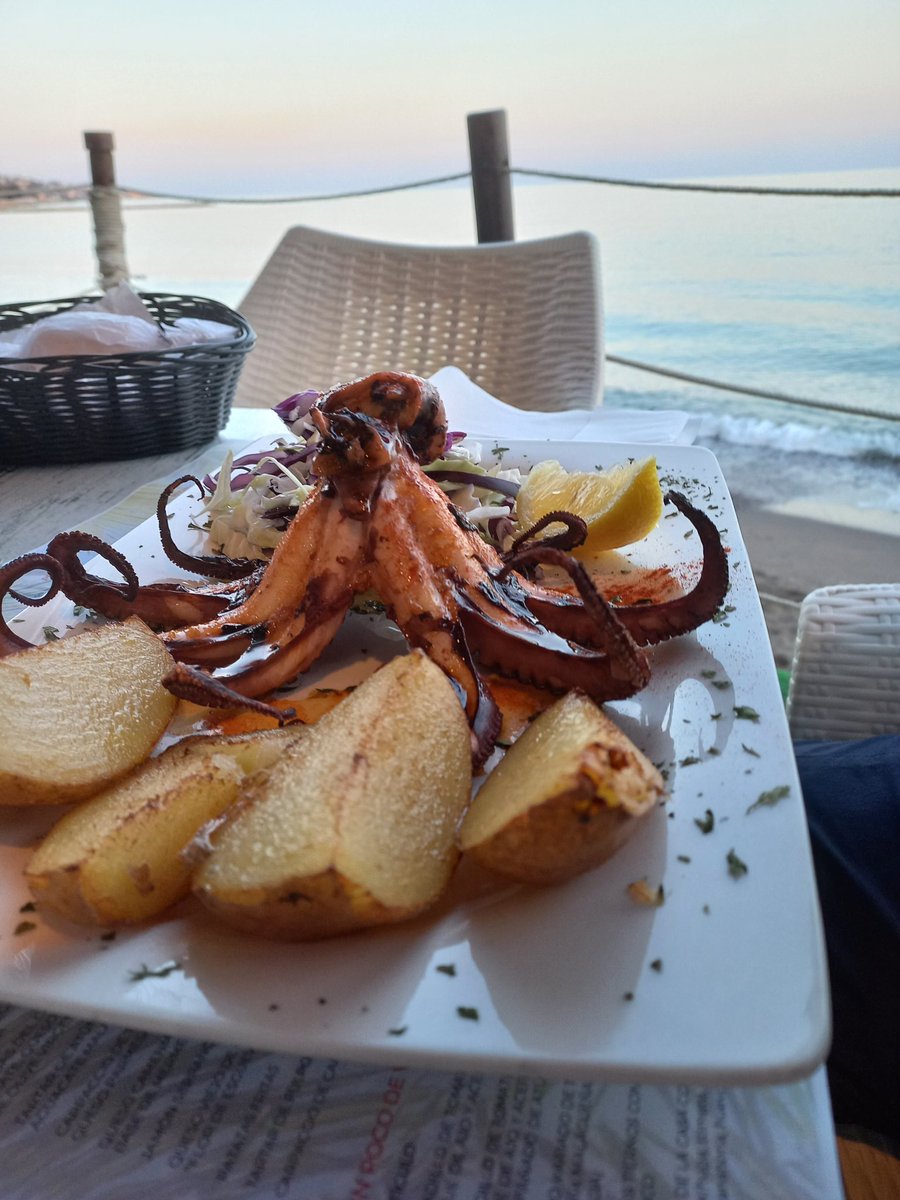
[467,109,515,243]
[83,130,130,290]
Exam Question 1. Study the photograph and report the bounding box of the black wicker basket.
[0,293,255,465]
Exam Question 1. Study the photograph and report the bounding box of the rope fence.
[3,167,899,207]
[3,132,898,425]
[605,356,900,424]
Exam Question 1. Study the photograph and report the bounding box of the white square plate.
[0,438,830,1085]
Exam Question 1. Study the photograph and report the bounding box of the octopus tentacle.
[497,545,650,681]
[0,554,63,656]
[157,476,259,579]
[46,531,254,629]
[163,662,295,723]
[505,510,587,558]
[520,491,729,647]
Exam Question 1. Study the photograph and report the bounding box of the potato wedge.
[193,651,472,940]
[0,619,177,806]
[459,690,664,884]
[25,725,307,926]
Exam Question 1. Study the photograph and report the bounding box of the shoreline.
[728,496,897,670]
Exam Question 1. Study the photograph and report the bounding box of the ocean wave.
[606,386,900,463]
[694,409,900,463]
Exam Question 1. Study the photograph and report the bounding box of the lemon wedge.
[515,457,664,553]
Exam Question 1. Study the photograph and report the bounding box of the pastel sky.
[5,0,899,194]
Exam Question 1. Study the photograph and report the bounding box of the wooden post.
[83,130,129,289]
[466,109,514,243]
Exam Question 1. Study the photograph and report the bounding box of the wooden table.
[0,408,285,564]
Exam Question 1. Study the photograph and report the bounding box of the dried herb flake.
[128,960,183,982]
[734,706,760,723]
[694,809,715,834]
[747,785,790,814]
[727,849,749,879]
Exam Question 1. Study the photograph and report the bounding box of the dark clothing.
[795,735,900,1148]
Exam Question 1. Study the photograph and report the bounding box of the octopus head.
[318,371,448,465]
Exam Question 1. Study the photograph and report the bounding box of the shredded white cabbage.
[197,431,524,559]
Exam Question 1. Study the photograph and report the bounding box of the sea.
[2,167,898,526]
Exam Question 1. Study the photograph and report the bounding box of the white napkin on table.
[430,365,700,445]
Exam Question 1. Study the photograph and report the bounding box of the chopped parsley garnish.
[679,755,701,767]
[727,849,748,879]
[388,1026,408,1037]
[711,680,731,691]
[742,743,761,758]
[436,963,457,977]
[649,959,663,972]
[733,705,760,722]
[747,785,790,814]
[694,809,715,834]
[677,854,692,863]
[42,626,60,641]
[456,1006,480,1021]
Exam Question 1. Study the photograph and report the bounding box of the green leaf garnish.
[727,849,748,879]
[733,706,760,722]
[456,1006,479,1021]
[436,963,457,976]
[747,785,790,814]
[42,626,60,641]
[694,809,715,834]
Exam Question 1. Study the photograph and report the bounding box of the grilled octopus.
[1,373,729,765]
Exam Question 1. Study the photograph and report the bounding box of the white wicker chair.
[786,584,900,740]
[234,225,602,411]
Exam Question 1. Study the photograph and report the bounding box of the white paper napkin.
[430,365,700,445]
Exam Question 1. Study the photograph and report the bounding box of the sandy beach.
[724,489,898,670]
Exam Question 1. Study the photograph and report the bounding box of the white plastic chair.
[786,584,900,740]
[234,225,603,412]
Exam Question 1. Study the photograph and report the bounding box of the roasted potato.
[192,651,472,940]
[459,690,664,884]
[26,726,306,926]
[0,619,177,806]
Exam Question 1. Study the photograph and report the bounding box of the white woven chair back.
[234,226,602,411]
[787,583,900,740]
